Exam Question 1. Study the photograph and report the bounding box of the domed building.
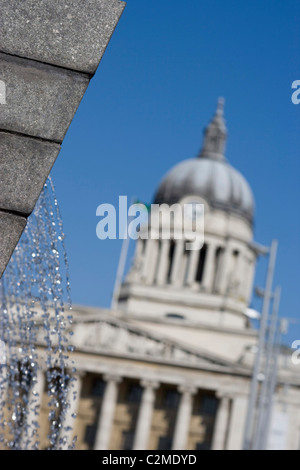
[64,100,299,452]
[119,99,258,333]
[12,101,300,451]
[154,99,254,224]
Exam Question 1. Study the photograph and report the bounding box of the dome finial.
[198,98,227,161]
[217,97,225,116]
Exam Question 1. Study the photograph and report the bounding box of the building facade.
[4,100,300,450]
[63,100,300,450]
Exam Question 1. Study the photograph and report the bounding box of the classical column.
[132,380,159,450]
[134,237,144,264]
[226,394,248,450]
[146,240,160,285]
[59,371,85,450]
[202,243,216,291]
[142,239,158,284]
[185,247,200,286]
[170,240,184,286]
[172,385,197,450]
[244,256,255,303]
[211,393,230,450]
[94,374,122,450]
[238,254,249,300]
[218,244,232,295]
[233,250,244,297]
[21,368,45,449]
[127,238,145,282]
[156,240,169,286]
[141,239,152,281]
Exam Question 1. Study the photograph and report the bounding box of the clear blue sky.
[50,0,300,344]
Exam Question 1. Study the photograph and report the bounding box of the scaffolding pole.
[242,239,278,450]
[252,285,281,450]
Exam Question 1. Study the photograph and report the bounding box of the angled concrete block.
[0,0,125,278]
[0,132,60,215]
[0,211,27,278]
[0,54,89,142]
[0,0,125,75]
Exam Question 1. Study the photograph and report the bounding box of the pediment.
[71,311,246,373]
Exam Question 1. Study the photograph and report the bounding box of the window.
[91,378,105,397]
[199,395,219,416]
[123,431,134,450]
[165,313,185,320]
[163,389,180,409]
[167,241,175,283]
[196,441,211,450]
[84,424,98,448]
[158,436,172,450]
[127,384,143,403]
[195,244,207,283]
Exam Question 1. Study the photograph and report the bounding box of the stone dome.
[153,99,255,225]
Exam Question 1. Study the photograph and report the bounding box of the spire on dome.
[198,98,227,161]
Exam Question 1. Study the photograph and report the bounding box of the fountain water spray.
[0,177,76,450]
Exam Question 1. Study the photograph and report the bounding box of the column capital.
[140,379,159,390]
[215,390,231,400]
[178,384,197,395]
[103,373,122,384]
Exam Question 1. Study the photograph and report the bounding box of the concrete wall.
[0,0,125,277]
